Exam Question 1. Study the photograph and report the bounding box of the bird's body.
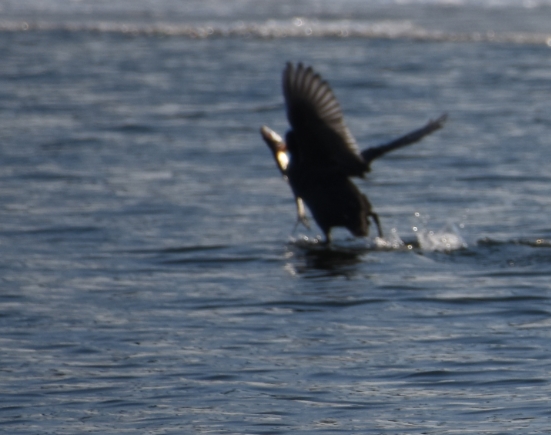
[288,163,374,238]
[285,129,377,241]
[261,63,446,243]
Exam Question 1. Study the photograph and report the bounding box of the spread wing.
[360,114,448,170]
[282,62,367,177]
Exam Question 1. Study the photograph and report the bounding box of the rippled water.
[2,1,551,433]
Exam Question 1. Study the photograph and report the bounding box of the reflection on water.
[288,244,367,277]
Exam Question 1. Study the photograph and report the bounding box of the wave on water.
[2,18,551,45]
[478,236,551,249]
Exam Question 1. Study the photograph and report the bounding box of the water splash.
[415,223,468,252]
[373,227,408,250]
[289,227,408,252]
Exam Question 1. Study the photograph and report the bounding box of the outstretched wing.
[282,62,367,177]
[360,114,448,170]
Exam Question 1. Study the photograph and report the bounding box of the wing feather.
[282,62,366,176]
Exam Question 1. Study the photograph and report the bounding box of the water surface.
[1,1,551,433]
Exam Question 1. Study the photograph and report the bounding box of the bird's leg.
[294,197,310,230]
[323,230,332,245]
[371,212,384,238]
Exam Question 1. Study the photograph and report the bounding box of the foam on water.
[2,0,551,45]
[2,18,551,46]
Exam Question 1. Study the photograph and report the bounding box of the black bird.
[261,62,446,244]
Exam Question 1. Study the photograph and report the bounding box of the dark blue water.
[2,1,551,433]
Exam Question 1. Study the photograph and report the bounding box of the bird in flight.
[261,62,446,244]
